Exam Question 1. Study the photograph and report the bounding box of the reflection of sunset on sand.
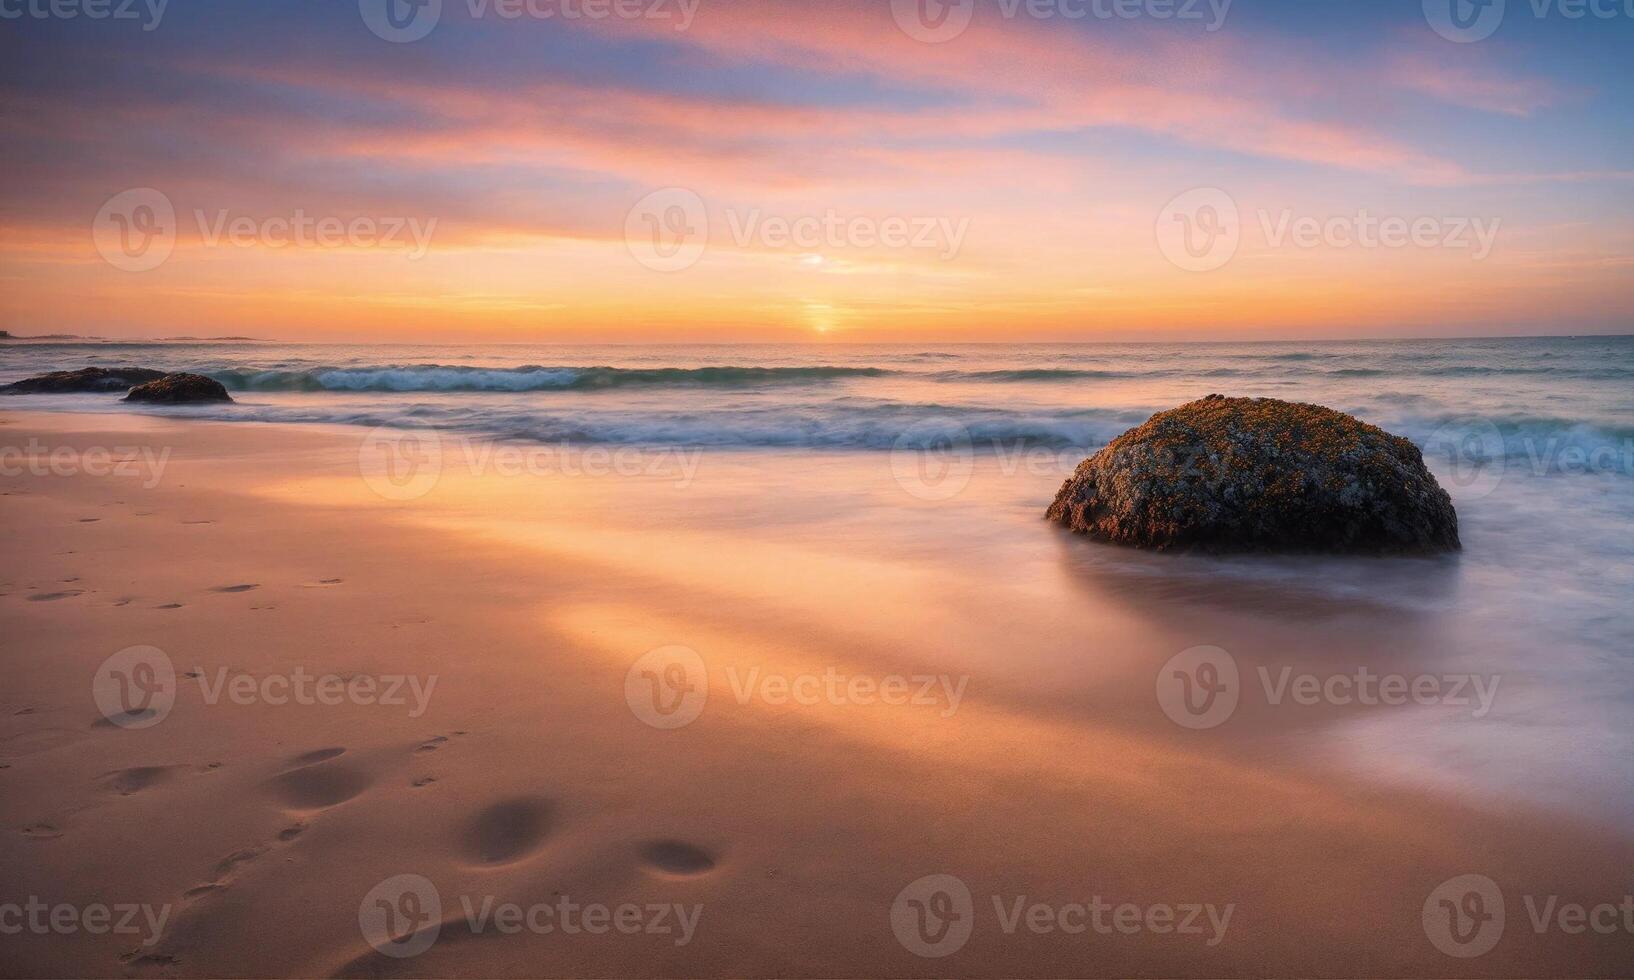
[3,413,1630,977]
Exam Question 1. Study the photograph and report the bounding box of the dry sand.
[1,411,1630,978]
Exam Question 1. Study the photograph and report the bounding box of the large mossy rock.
[1046,395,1459,554]
[122,373,233,404]
[1,367,167,394]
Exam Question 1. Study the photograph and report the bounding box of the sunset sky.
[2,0,1631,342]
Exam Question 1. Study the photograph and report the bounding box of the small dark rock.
[123,373,232,404]
[1047,396,1459,554]
[1,367,166,394]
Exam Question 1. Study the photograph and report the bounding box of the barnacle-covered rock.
[122,373,233,404]
[1046,395,1458,554]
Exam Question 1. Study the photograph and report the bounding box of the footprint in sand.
[265,748,371,810]
[210,584,259,594]
[21,822,64,839]
[211,845,267,880]
[638,840,718,877]
[99,766,181,796]
[77,518,100,523]
[460,797,553,866]
[182,823,307,903]
[155,603,184,609]
[300,578,344,588]
[28,590,84,602]
[415,736,447,753]
[4,727,80,754]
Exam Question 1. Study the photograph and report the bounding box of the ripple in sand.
[461,797,553,865]
[638,839,717,877]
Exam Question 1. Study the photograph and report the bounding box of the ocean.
[3,335,1632,821]
[3,337,1631,456]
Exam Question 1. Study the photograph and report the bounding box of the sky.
[1,0,1631,342]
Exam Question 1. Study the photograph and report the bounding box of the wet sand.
[1,411,1630,978]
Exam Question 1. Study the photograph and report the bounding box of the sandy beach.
[2,410,1631,978]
